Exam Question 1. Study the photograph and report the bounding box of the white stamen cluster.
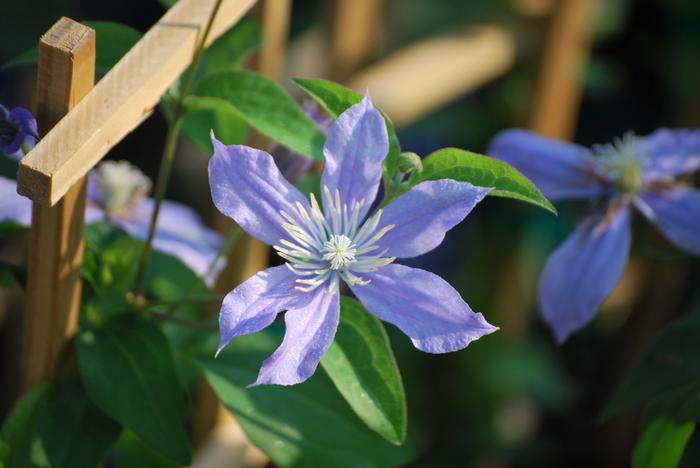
[274,186,396,294]
[593,132,644,193]
[93,160,152,217]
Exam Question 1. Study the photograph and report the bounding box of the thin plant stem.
[132,0,224,297]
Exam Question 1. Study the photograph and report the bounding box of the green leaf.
[2,22,142,75]
[179,96,247,154]
[321,298,407,445]
[410,148,556,214]
[603,312,700,419]
[293,77,401,184]
[199,17,262,74]
[633,417,695,468]
[0,380,121,468]
[77,315,191,465]
[191,71,325,160]
[196,331,413,468]
[111,431,179,468]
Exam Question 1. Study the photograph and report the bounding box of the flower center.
[594,132,644,194]
[273,186,396,294]
[321,234,357,270]
[91,160,152,217]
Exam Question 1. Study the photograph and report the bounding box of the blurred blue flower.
[0,160,224,287]
[488,128,700,343]
[210,95,497,386]
[0,105,38,158]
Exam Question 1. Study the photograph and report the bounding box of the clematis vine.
[0,104,38,158]
[488,128,700,343]
[210,95,497,386]
[0,160,224,287]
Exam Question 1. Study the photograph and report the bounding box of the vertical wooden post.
[193,0,292,454]
[495,0,598,339]
[529,0,599,140]
[329,0,383,81]
[20,17,95,393]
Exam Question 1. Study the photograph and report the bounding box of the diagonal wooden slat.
[18,0,257,207]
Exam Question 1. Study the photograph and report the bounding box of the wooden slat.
[348,27,515,128]
[20,17,95,392]
[329,0,383,80]
[529,0,599,139]
[18,0,257,207]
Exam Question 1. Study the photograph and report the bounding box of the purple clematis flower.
[0,105,38,158]
[209,95,497,386]
[488,128,700,343]
[0,160,224,287]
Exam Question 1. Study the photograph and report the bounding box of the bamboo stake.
[194,1,292,456]
[17,0,257,207]
[20,17,95,393]
[348,27,515,128]
[529,0,599,139]
[329,0,383,81]
[495,0,599,339]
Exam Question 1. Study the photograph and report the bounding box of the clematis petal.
[209,136,310,246]
[321,95,389,219]
[218,265,306,355]
[539,204,631,343]
[350,264,497,353]
[253,288,340,386]
[112,199,224,287]
[636,187,700,256]
[488,129,607,201]
[640,128,700,182]
[0,176,31,226]
[377,179,490,258]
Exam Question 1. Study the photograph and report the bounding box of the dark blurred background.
[1,0,699,467]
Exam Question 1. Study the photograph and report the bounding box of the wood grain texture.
[529,0,599,139]
[348,27,515,128]
[20,17,95,393]
[18,0,257,206]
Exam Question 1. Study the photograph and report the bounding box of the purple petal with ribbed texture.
[0,176,31,226]
[488,129,607,201]
[377,179,490,258]
[539,204,631,343]
[321,95,388,219]
[253,288,339,386]
[636,186,700,256]
[217,265,307,355]
[350,264,497,353]
[209,136,309,246]
[640,128,700,182]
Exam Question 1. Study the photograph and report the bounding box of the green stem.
[131,0,224,298]
[205,225,242,280]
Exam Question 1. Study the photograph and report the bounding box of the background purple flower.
[0,105,38,159]
[488,128,700,342]
[210,95,497,386]
[0,161,224,287]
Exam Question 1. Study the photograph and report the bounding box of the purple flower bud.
[0,105,38,159]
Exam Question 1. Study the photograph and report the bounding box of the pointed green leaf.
[0,380,121,468]
[603,312,700,419]
[292,77,401,183]
[412,148,556,213]
[77,315,191,465]
[196,331,413,468]
[191,71,325,160]
[321,298,407,445]
[633,417,695,468]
